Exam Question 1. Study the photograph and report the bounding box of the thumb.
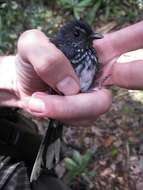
[17,29,80,95]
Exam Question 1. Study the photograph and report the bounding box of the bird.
[30,20,103,183]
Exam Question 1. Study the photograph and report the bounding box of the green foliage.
[101,0,140,23]
[0,1,62,54]
[0,0,142,54]
[56,0,142,24]
[85,0,102,24]
[0,1,24,53]
[111,146,118,157]
[64,150,95,183]
[57,0,93,20]
[26,5,62,36]
[57,0,103,24]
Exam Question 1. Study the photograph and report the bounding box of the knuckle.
[47,49,65,66]
[44,97,70,120]
[37,50,67,76]
[17,29,45,52]
[44,101,60,119]
[19,29,42,41]
[92,89,112,116]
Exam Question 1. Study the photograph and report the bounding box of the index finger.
[93,21,143,65]
[17,29,80,95]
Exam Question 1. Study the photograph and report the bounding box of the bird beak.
[90,32,103,40]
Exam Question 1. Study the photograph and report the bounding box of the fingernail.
[56,76,79,95]
[28,98,45,113]
[32,92,46,98]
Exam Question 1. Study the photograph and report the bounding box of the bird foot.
[94,74,112,90]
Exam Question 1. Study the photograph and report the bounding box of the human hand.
[94,20,143,90]
[0,29,112,125]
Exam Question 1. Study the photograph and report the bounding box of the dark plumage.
[30,20,103,182]
[51,20,103,92]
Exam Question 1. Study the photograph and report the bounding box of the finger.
[93,21,143,65]
[111,60,143,89]
[17,29,80,95]
[21,89,112,123]
[95,59,116,86]
[96,60,143,89]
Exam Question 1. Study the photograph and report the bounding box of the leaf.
[77,0,92,8]
[111,147,118,157]
[64,158,78,171]
[1,3,7,8]
[73,151,82,165]
[81,151,92,170]
[65,151,93,184]
[122,105,130,113]
[9,33,17,39]
[86,0,102,24]
[73,7,81,20]
[11,1,18,10]
[88,170,96,177]
[58,0,77,9]
[103,136,114,147]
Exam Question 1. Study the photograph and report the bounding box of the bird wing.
[30,119,63,182]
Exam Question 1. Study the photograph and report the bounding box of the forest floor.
[63,48,143,190]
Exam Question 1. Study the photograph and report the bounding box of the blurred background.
[0,1,143,190]
[0,0,142,53]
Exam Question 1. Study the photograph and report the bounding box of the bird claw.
[94,74,112,89]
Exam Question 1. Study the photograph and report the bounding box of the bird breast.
[73,48,98,92]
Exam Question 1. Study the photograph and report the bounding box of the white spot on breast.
[80,65,96,92]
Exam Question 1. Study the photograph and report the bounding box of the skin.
[94,21,143,89]
[0,21,143,125]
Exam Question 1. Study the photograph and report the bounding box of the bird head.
[51,20,103,59]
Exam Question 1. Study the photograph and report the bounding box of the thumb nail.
[27,98,46,113]
[56,76,79,95]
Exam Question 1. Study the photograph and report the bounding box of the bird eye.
[74,30,80,37]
